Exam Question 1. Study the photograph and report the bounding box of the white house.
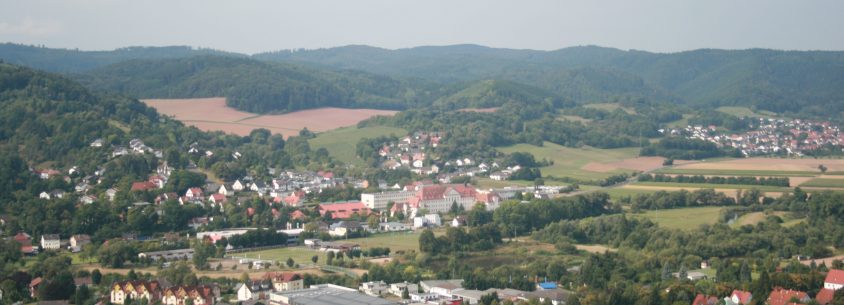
[389,282,418,297]
[232,180,246,191]
[359,281,388,296]
[40,234,61,250]
[236,283,255,301]
[824,269,844,290]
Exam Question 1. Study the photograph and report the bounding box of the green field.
[231,246,325,265]
[629,206,724,230]
[632,181,792,192]
[665,114,694,128]
[497,142,640,180]
[716,106,779,119]
[654,168,818,177]
[309,126,407,166]
[800,178,844,188]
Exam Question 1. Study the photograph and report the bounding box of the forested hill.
[76,56,437,113]
[4,43,844,115]
[0,43,240,73]
[257,45,844,115]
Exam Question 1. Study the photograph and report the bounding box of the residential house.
[724,290,752,305]
[359,281,388,296]
[131,181,157,192]
[766,288,809,305]
[235,281,270,301]
[40,234,61,250]
[266,272,303,292]
[218,184,234,196]
[692,294,719,305]
[14,232,36,255]
[389,282,418,297]
[232,180,246,192]
[69,234,91,252]
[329,221,363,237]
[209,193,226,205]
[106,188,118,201]
[817,269,844,305]
[413,214,442,229]
[185,188,203,201]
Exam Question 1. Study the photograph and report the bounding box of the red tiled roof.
[289,210,306,220]
[131,181,157,192]
[826,269,844,285]
[767,288,808,305]
[265,272,301,282]
[318,202,370,219]
[692,294,718,305]
[731,290,752,304]
[816,288,834,305]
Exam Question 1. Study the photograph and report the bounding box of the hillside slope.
[77,56,435,113]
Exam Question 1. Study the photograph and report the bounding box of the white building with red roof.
[825,269,844,290]
[724,290,752,305]
[407,184,479,214]
[318,202,371,219]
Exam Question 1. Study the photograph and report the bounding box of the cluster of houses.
[109,280,219,305]
[663,118,843,156]
[104,138,164,159]
[357,279,572,305]
[691,269,844,305]
[234,272,305,302]
[5,232,91,255]
[377,132,443,176]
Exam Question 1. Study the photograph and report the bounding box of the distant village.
[662,118,844,156]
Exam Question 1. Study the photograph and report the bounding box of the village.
[664,118,844,156]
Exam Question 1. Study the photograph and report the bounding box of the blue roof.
[538,282,557,289]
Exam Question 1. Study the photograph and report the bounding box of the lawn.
[800,178,844,188]
[228,246,325,266]
[654,168,818,177]
[628,206,724,231]
[497,142,641,181]
[309,125,407,166]
[665,114,695,128]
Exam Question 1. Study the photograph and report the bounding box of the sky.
[1,0,842,54]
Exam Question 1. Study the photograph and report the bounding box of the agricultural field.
[800,177,844,188]
[497,142,654,181]
[715,106,780,119]
[628,206,724,231]
[631,181,791,192]
[143,97,398,138]
[309,126,407,166]
[654,168,818,177]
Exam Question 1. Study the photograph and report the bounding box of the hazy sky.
[2,0,842,54]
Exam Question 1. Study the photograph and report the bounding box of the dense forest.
[3,44,844,118]
[76,56,438,113]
